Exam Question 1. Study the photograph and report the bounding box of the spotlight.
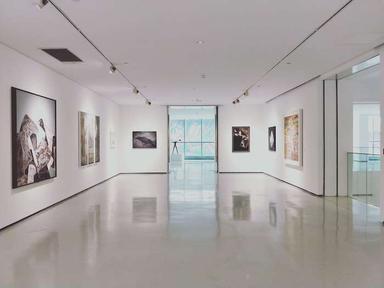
[35,0,48,9]
[232,100,236,104]
[243,90,249,97]
[146,100,152,106]
[133,87,139,94]
[109,65,117,74]
[236,99,240,103]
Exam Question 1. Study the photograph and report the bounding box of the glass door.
[169,106,217,162]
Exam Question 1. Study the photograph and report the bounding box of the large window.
[169,106,216,160]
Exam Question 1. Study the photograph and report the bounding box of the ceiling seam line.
[232,0,354,103]
[47,0,151,103]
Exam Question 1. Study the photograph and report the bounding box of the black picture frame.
[268,126,276,151]
[232,126,250,152]
[132,131,157,149]
[11,87,57,189]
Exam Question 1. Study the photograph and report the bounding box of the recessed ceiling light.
[109,65,117,74]
[35,0,48,9]
[196,40,205,45]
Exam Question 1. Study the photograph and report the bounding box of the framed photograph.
[110,131,117,149]
[133,131,157,148]
[11,87,57,188]
[284,109,303,167]
[268,126,276,151]
[79,111,100,166]
[232,126,250,152]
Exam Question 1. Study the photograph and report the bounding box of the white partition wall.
[119,105,168,173]
[261,80,324,195]
[218,105,264,173]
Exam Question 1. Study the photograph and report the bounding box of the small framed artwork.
[133,131,157,148]
[11,87,57,188]
[110,131,117,149]
[268,126,276,151]
[232,126,250,152]
[284,109,303,167]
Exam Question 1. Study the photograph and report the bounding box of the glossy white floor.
[0,161,383,288]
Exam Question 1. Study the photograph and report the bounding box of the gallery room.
[0,0,384,287]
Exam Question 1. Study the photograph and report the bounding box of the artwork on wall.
[284,109,303,167]
[132,131,157,148]
[232,126,250,152]
[268,126,276,151]
[109,131,117,149]
[79,111,100,166]
[11,87,57,188]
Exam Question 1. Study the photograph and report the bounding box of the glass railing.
[170,141,216,161]
[347,152,381,207]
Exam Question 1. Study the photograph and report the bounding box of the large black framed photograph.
[12,87,57,188]
[132,131,157,148]
[268,126,276,151]
[232,126,250,152]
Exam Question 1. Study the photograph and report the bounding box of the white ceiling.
[0,0,383,105]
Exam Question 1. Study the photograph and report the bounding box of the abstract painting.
[232,126,250,152]
[133,131,157,148]
[79,112,100,166]
[12,87,57,188]
[268,126,276,151]
[284,110,303,167]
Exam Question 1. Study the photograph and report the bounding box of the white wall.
[0,43,120,229]
[218,105,265,173]
[324,80,337,196]
[119,105,168,173]
[261,80,324,195]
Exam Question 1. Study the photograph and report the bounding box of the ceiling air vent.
[41,48,82,62]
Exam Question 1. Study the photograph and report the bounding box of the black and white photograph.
[133,131,157,148]
[268,126,276,151]
[79,111,100,166]
[11,87,57,188]
[232,126,250,152]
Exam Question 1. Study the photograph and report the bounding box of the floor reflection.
[0,161,383,287]
[168,161,218,239]
[81,204,101,267]
[269,202,277,227]
[232,192,250,221]
[132,197,157,223]
[13,232,58,287]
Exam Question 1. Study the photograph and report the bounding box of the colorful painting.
[284,110,303,167]
[232,126,250,152]
[79,112,100,166]
[12,87,57,188]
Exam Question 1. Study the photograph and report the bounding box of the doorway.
[168,106,218,172]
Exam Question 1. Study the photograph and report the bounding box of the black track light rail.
[232,0,354,104]
[47,0,151,103]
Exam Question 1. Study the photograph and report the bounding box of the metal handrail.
[347,152,381,156]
